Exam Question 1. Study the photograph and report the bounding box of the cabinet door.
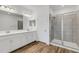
[10,34,27,51]
[32,32,37,41]
[10,32,37,51]
[0,37,10,53]
[24,32,36,44]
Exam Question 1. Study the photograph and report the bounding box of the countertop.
[0,29,36,37]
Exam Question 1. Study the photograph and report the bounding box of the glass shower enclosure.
[49,11,79,52]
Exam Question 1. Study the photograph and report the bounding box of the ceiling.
[50,5,78,10]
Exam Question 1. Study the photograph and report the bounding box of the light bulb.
[1,6,5,8]
[6,7,9,11]
[10,9,14,11]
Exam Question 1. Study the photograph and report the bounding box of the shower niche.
[49,11,79,52]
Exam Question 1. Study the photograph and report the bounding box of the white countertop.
[0,29,36,37]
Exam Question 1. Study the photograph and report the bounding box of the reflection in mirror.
[29,20,36,27]
[18,20,23,30]
[0,10,23,31]
[17,15,23,30]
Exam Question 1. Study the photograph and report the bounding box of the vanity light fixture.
[0,5,16,13]
[1,5,5,9]
[6,7,10,11]
[10,9,16,12]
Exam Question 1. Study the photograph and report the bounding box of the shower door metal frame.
[61,14,64,45]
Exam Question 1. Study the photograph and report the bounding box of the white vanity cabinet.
[10,33,26,51]
[0,36,11,53]
[11,32,36,51]
[0,31,37,53]
[25,32,35,44]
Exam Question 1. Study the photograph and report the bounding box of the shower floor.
[50,39,79,52]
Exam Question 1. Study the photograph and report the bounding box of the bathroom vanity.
[0,30,37,53]
[0,6,37,53]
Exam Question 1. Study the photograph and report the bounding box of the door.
[63,12,78,49]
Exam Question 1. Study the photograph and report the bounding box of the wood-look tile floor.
[12,41,75,53]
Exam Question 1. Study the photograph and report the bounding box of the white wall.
[35,6,49,44]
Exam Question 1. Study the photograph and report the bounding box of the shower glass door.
[63,12,79,50]
[51,15,62,45]
[50,11,79,51]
